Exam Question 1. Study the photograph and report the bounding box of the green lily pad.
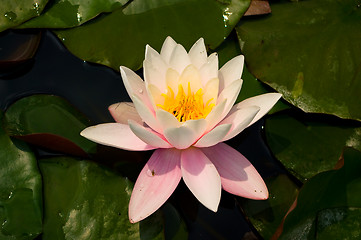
[236,0,361,121]
[39,157,164,239]
[214,32,290,113]
[3,94,96,157]
[55,0,250,70]
[276,147,361,239]
[238,174,299,240]
[0,112,42,239]
[18,0,128,28]
[265,112,361,182]
[0,0,48,32]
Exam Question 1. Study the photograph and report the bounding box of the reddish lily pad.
[237,0,361,121]
[39,157,165,239]
[275,148,361,239]
[265,112,361,182]
[3,94,96,157]
[0,0,48,32]
[55,0,250,70]
[0,112,42,239]
[18,0,128,28]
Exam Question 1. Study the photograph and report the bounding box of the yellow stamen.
[157,83,214,122]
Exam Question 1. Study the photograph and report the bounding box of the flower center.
[157,83,214,122]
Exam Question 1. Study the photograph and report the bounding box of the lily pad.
[0,112,42,239]
[55,0,250,70]
[3,94,96,157]
[0,0,48,32]
[236,0,361,121]
[276,147,361,239]
[238,174,299,240]
[265,112,361,182]
[18,0,128,28]
[39,157,165,239]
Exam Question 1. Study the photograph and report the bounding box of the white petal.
[164,119,207,149]
[165,68,180,95]
[179,64,202,93]
[194,124,231,148]
[144,59,166,92]
[234,93,282,127]
[156,109,181,131]
[217,79,243,120]
[203,77,219,105]
[220,106,260,141]
[219,55,244,92]
[120,66,153,110]
[205,99,227,132]
[80,123,155,151]
[181,147,221,212]
[188,38,207,69]
[199,52,219,86]
[169,44,191,74]
[160,36,177,64]
[145,83,163,110]
[129,120,171,148]
[132,95,162,133]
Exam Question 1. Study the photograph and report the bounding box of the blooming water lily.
[81,37,282,223]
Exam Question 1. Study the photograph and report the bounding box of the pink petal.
[156,109,181,131]
[235,93,282,127]
[199,52,219,86]
[160,36,177,64]
[129,148,182,223]
[120,66,153,111]
[163,119,207,149]
[108,102,143,125]
[169,44,191,74]
[219,55,244,92]
[194,124,231,148]
[80,123,156,151]
[219,106,260,141]
[129,120,172,149]
[202,143,268,200]
[181,147,221,212]
[188,38,207,69]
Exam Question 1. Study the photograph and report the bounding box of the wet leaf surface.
[237,0,361,121]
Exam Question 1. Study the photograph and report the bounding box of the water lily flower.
[81,37,282,223]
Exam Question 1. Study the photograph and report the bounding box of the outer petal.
[160,36,177,63]
[220,106,260,141]
[188,38,207,69]
[164,119,207,149]
[199,52,219,86]
[108,102,143,125]
[128,120,172,149]
[120,66,153,111]
[233,93,282,127]
[169,44,191,74]
[129,148,182,223]
[202,143,268,200]
[218,55,244,92]
[181,147,221,212]
[80,123,155,151]
[194,124,231,148]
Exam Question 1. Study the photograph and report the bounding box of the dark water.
[0,30,284,240]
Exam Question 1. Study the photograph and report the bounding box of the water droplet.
[4,12,17,21]
[58,212,63,218]
[76,12,82,23]
[138,89,143,94]
[7,191,13,199]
